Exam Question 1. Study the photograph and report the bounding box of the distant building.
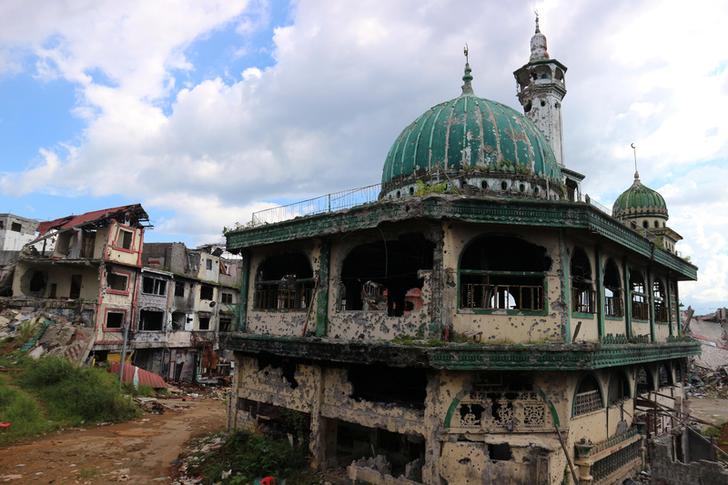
[0,213,38,251]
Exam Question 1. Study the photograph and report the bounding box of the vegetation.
[0,354,139,445]
[186,431,320,485]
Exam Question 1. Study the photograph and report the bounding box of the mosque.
[223,18,699,485]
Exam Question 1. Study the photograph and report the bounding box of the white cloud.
[1,0,728,310]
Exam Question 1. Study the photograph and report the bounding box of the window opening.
[340,234,433,316]
[142,277,167,296]
[254,253,314,311]
[198,315,211,330]
[608,371,630,405]
[258,354,299,389]
[573,375,603,416]
[200,284,214,300]
[630,270,648,320]
[10,222,21,232]
[174,281,185,297]
[221,292,233,304]
[348,364,427,409]
[488,443,513,461]
[460,236,550,311]
[139,310,164,331]
[206,259,213,270]
[604,259,623,317]
[653,279,668,322]
[107,272,127,291]
[106,311,124,329]
[69,274,82,299]
[219,317,232,332]
[49,283,57,298]
[171,312,186,330]
[658,364,672,387]
[28,270,47,295]
[571,248,594,313]
[116,228,133,249]
[636,367,654,394]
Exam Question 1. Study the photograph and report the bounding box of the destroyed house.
[11,204,149,358]
[222,22,701,485]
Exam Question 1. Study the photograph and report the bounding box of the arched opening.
[604,259,623,317]
[460,235,551,311]
[608,371,631,405]
[254,253,314,311]
[340,234,433,317]
[653,279,668,323]
[630,269,648,320]
[658,363,673,388]
[573,374,603,416]
[571,248,594,313]
[636,366,654,394]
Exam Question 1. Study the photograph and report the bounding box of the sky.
[0,0,727,312]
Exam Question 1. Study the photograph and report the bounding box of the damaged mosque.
[221,18,701,485]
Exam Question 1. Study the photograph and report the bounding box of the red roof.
[37,204,148,235]
[109,362,167,389]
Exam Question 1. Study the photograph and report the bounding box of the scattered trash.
[0,422,11,429]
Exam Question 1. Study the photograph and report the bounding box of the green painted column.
[595,247,605,340]
[666,277,674,337]
[623,261,632,338]
[675,283,682,336]
[237,249,250,331]
[559,231,571,343]
[647,271,656,342]
[315,239,331,337]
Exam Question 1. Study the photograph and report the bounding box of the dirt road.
[0,397,226,484]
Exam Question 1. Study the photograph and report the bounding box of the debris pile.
[172,433,227,485]
[687,362,728,399]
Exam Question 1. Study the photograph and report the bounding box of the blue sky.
[0,0,727,312]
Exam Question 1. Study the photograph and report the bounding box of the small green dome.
[612,173,668,219]
[381,92,561,192]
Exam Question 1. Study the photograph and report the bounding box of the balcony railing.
[462,283,544,311]
[250,183,381,226]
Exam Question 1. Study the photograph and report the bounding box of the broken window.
[258,354,299,388]
[636,367,654,394]
[107,272,128,292]
[11,222,21,232]
[347,364,427,409]
[142,277,167,296]
[571,248,594,313]
[630,269,648,320]
[199,284,214,300]
[573,374,603,416]
[219,317,232,332]
[28,270,47,296]
[460,235,550,311]
[69,274,82,299]
[106,311,124,329]
[174,281,185,297]
[604,259,623,317]
[171,311,186,330]
[254,253,314,311]
[658,364,673,387]
[198,315,211,330]
[139,310,164,331]
[653,279,668,323]
[116,228,133,250]
[221,292,233,304]
[0,220,4,229]
[488,443,513,461]
[608,371,631,405]
[49,283,57,298]
[206,259,213,270]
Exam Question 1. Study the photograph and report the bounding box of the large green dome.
[381,91,561,194]
[612,173,668,219]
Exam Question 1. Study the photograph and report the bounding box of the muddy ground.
[0,397,226,484]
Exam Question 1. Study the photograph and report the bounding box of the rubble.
[687,362,728,399]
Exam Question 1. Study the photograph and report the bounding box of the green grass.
[0,354,140,445]
[187,431,320,485]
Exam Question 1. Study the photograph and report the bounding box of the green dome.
[612,173,668,219]
[381,92,561,192]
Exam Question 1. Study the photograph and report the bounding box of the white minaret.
[513,15,567,166]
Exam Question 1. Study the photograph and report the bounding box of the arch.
[658,363,673,387]
[630,269,648,320]
[636,366,655,394]
[573,374,604,416]
[607,370,631,405]
[604,258,623,317]
[340,233,433,316]
[459,235,551,311]
[254,252,314,311]
[653,278,668,322]
[571,247,594,313]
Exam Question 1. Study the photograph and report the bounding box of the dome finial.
[535,10,540,33]
[631,142,640,182]
[529,14,549,62]
[461,44,474,95]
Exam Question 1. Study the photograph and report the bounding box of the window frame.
[142,276,167,296]
[174,281,185,297]
[104,309,126,331]
[138,309,165,332]
[106,270,130,295]
[112,224,136,253]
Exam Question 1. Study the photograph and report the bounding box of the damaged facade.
[222,21,702,485]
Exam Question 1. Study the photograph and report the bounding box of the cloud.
[1,0,728,310]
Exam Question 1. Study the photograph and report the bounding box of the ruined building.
[223,22,699,484]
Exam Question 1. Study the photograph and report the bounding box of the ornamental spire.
[529,12,549,62]
[461,44,474,95]
[631,142,640,182]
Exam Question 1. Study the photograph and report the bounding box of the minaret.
[513,15,568,166]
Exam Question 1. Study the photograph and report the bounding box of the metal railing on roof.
[250,183,381,226]
[587,196,611,216]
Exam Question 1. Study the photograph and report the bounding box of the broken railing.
[251,183,381,226]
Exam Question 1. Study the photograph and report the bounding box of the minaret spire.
[461,44,474,95]
[631,143,640,181]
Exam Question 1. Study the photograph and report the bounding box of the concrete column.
[559,230,572,343]
[422,371,443,485]
[648,271,656,342]
[595,247,605,340]
[237,249,250,331]
[309,365,329,470]
[623,261,632,338]
[315,239,331,337]
[675,283,682,336]
[666,277,674,337]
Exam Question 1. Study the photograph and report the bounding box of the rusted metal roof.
[37,204,149,235]
[109,362,167,389]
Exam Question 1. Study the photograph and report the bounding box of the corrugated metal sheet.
[109,362,167,389]
[37,204,148,235]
